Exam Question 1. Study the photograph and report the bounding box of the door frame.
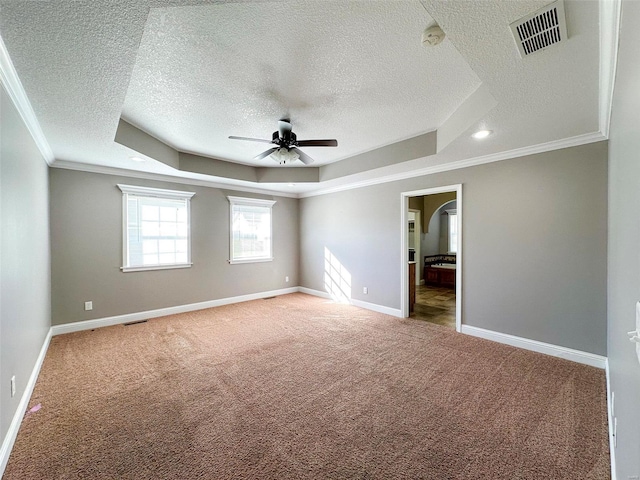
[400,184,462,332]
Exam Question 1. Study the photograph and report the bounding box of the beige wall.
[606,1,640,477]
[300,141,608,355]
[421,192,456,234]
[1,86,51,441]
[408,192,457,234]
[50,169,299,325]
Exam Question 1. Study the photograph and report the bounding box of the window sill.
[121,263,193,273]
[229,257,273,265]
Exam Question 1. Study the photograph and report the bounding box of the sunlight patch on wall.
[324,247,351,303]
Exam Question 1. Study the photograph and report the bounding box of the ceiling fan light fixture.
[270,147,299,164]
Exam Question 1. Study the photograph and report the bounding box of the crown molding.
[599,0,622,139]
[0,35,55,165]
[54,129,606,201]
[51,160,299,198]
[299,131,607,198]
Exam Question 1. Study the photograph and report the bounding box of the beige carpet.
[4,293,610,479]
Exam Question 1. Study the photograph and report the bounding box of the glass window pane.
[143,254,158,265]
[142,221,160,237]
[159,253,175,264]
[142,240,158,254]
[124,192,191,269]
[159,222,177,237]
[158,239,174,253]
[449,214,458,253]
[230,201,272,262]
[160,206,177,222]
[176,240,188,253]
[141,205,159,221]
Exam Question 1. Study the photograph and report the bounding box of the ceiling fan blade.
[253,147,279,161]
[291,147,314,165]
[228,136,273,144]
[296,139,338,147]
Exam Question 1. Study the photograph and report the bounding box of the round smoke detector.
[422,24,445,47]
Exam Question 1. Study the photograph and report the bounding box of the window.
[447,209,458,254]
[228,196,276,264]
[118,184,195,272]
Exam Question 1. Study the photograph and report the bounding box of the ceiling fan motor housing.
[273,130,296,147]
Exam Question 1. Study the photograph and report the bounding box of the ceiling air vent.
[509,0,568,58]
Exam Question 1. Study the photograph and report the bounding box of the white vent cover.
[510,0,568,58]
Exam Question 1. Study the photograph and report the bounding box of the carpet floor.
[4,293,610,479]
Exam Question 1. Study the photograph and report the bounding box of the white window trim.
[227,196,276,264]
[118,184,195,272]
[117,184,195,200]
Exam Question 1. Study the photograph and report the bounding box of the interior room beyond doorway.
[408,192,458,329]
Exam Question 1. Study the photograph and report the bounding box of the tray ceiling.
[0,0,602,195]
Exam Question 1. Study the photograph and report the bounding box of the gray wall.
[50,169,299,325]
[437,200,456,254]
[300,141,608,355]
[607,1,640,477]
[0,86,51,441]
[422,207,440,257]
[421,199,457,257]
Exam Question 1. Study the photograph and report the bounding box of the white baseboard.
[298,287,333,300]
[297,287,403,317]
[460,325,607,369]
[0,328,52,477]
[350,299,402,317]
[51,287,299,336]
[605,359,617,480]
[54,287,404,337]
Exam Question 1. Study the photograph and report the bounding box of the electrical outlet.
[363,287,368,294]
[285,276,289,283]
[84,301,93,311]
[10,375,15,397]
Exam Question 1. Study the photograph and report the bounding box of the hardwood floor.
[411,285,456,329]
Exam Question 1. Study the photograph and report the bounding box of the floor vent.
[123,319,148,326]
[510,0,567,58]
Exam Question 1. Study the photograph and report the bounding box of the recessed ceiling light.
[472,130,492,140]
[129,155,146,162]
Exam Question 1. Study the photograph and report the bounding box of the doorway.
[401,185,462,332]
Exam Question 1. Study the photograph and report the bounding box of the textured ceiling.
[0,0,602,193]
[122,1,480,166]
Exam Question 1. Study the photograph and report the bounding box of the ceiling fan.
[229,119,338,165]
